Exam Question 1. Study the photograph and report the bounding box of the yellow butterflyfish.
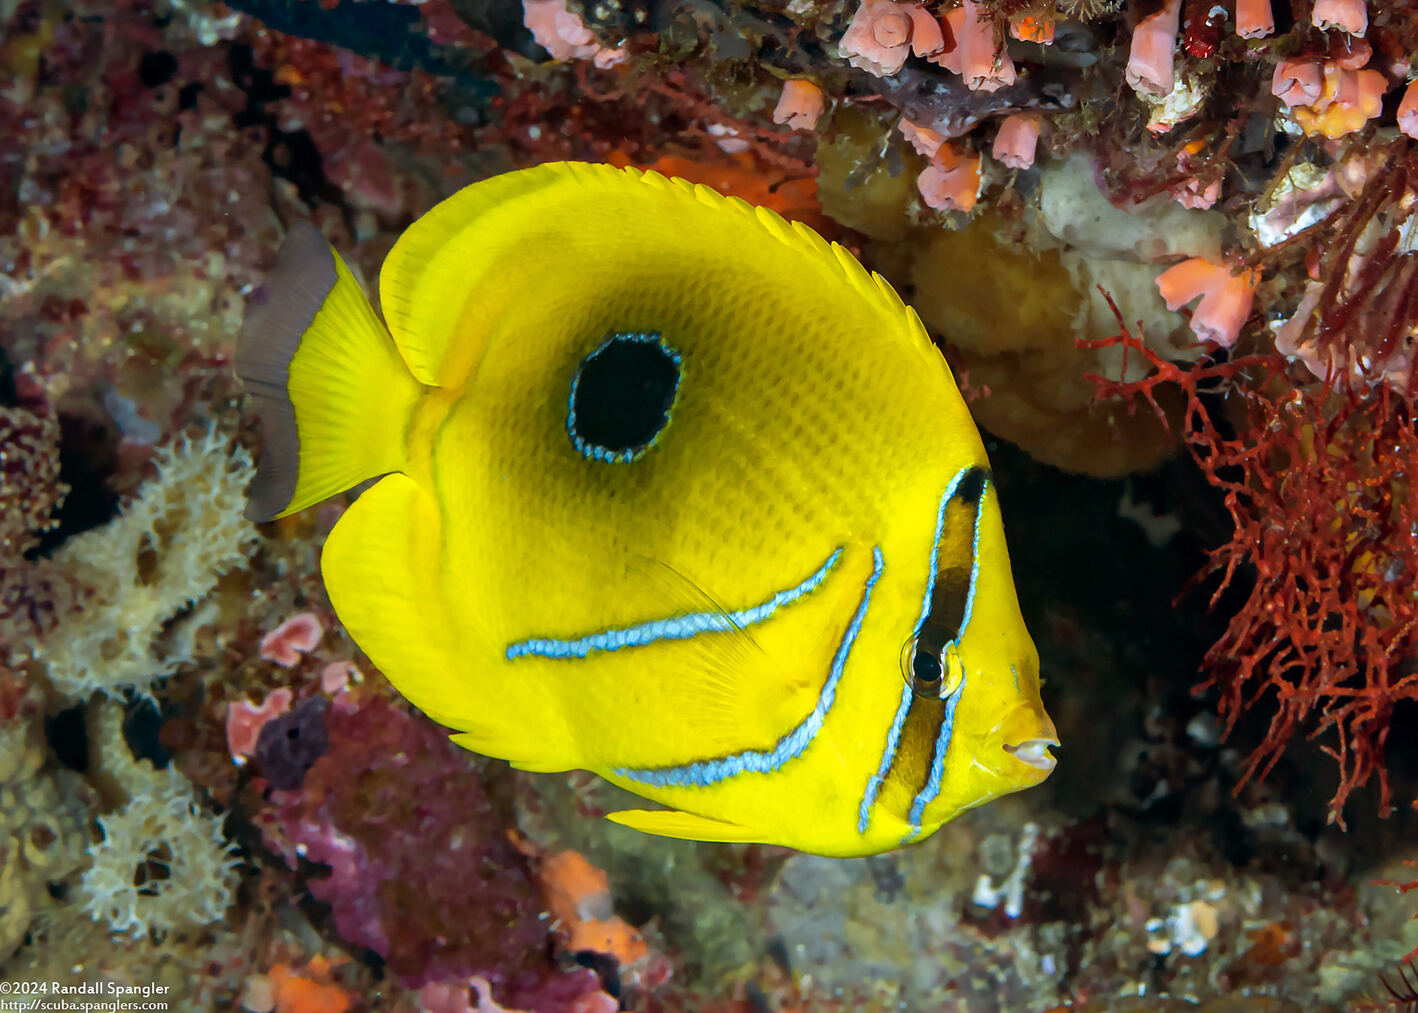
[236,161,1057,857]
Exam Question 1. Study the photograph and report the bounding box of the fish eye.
[913,650,942,687]
[938,643,966,700]
[902,640,944,698]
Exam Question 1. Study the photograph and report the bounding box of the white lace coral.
[30,428,258,699]
[80,767,239,939]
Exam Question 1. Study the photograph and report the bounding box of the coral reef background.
[5,0,1418,1009]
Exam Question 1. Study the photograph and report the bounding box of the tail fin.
[236,221,425,522]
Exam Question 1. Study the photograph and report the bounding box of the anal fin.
[449,732,575,773]
[606,808,764,844]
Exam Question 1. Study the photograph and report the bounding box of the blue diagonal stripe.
[905,676,966,834]
[858,681,914,833]
[616,547,885,788]
[507,547,844,660]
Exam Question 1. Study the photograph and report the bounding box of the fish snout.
[996,704,1059,782]
[1003,737,1058,773]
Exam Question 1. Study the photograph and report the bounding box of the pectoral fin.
[606,808,764,844]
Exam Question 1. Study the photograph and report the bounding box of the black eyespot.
[568,332,681,463]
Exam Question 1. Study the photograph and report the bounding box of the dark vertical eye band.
[916,465,988,654]
[898,469,989,835]
[900,465,989,699]
[860,466,990,835]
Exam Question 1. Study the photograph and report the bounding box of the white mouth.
[1003,738,1059,771]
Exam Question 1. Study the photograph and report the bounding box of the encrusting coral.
[240,956,356,1013]
[256,691,554,989]
[0,404,77,654]
[0,697,92,960]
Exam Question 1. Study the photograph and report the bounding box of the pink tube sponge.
[1272,59,1323,107]
[1156,258,1259,348]
[1170,171,1221,210]
[226,687,293,760]
[1312,0,1367,36]
[992,114,1040,170]
[840,0,943,77]
[932,1,1015,92]
[916,143,981,212]
[1009,14,1054,44]
[904,3,944,55]
[1235,0,1274,38]
[320,660,357,694]
[772,80,826,132]
[1292,64,1387,139]
[898,116,945,158]
[1400,80,1418,140]
[260,610,324,667]
[1125,0,1182,98]
[523,0,626,66]
[1270,50,1385,140]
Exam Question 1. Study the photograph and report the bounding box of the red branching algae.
[249,30,469,160]
[1362,958,1418,1013]
[1084,298,1418,824]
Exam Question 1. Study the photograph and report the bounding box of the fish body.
[237,162,1056,857]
